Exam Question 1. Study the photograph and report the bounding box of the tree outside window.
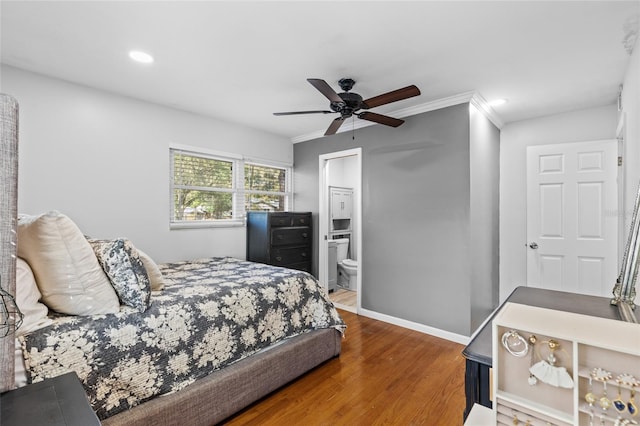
[244,163,287,212]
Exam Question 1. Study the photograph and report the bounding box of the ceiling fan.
[274,78,421,136]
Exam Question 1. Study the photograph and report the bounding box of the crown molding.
[291,91,503,143]
[469,92,505,129]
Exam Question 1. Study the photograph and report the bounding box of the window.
[170,147,291,228]
[244,162,288,212]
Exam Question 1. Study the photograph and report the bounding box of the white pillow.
[15,257,52,335]
[17,211,120,315]
[137,249,166,291]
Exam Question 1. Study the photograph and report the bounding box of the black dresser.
[246,211,312,273]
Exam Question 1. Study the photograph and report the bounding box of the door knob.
[529,242,539,249]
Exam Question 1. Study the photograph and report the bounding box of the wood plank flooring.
[329,288,357,307]
[224,310,467,425]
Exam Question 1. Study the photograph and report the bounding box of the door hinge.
[619,156,623,166]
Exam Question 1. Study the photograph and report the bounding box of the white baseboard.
[358,308,471,345]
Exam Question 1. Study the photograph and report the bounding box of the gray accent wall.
[293,103,499,336]
[469,104,500,332]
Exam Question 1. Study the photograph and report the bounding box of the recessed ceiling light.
[488,98,508,107]
[129,50,154,64]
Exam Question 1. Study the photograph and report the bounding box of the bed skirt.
[102,327,342,425]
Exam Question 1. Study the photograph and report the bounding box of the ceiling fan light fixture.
[128,50,154,64]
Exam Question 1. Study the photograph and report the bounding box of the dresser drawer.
[269,214,293,227]
[269,213,311,228]
[271,227,311,246]
[291,214,311,226]
[270,247,311,265]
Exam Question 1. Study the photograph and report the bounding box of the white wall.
[1,65,292,262]
[499,104,618,301]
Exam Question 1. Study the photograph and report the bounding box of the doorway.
[318,148,362,313]
[526,139,618,297]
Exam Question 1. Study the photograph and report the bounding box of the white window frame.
[170,146,292,229]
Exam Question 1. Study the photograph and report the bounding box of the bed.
[1,96,344,424]
[11,211,344,425]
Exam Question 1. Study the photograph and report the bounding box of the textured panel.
[577,182,603,239]
[540,255,563,290]
[578,151,604,171]
[539,154,564,173]
[577,256,604,296]
[0,94,19,392]
[540,184,563,238]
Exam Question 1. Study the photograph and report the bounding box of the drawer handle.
[302,233,308,238]
[276,256,282,261]
[301,253,307,257]
[277,235,284,240]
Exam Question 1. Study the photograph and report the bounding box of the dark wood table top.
[0,372,100,425]
[462,286,629,366]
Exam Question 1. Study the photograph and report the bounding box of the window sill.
[170,220,244,230]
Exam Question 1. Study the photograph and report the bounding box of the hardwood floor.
[224,310,467,425]
[329,288,357,307]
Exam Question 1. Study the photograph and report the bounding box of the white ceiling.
[1,1,638,142]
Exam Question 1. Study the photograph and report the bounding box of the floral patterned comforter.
[19,257,346,420]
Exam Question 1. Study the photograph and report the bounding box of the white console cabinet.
[492,303,640,426]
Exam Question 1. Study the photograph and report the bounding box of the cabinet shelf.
[496,392,572,424]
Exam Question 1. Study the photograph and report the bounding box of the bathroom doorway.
[318,148,362,313]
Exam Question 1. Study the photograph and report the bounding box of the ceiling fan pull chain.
[352,116,355,140]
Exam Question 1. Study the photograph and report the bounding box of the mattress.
[18,257,345,420]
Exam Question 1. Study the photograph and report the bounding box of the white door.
[526,140,618,297]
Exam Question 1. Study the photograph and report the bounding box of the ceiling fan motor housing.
[330,92,364,117]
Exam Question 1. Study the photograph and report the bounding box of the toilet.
[334,238,357,290]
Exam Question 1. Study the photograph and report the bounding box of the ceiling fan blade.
[358,112,404,127]
[325,117,346,136]
[307,78,343,103]
[362,85,421,109]
[273,110,334,116]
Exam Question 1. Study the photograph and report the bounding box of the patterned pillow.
[88,239,151,312]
